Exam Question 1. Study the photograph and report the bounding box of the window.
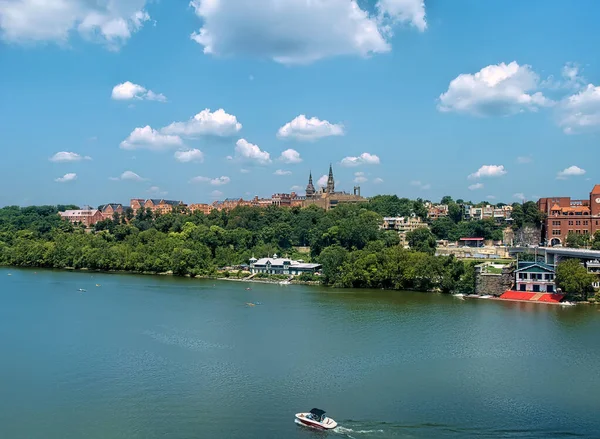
[552,220,561,226]
[569,221,574,226]
[584,221,589,226]
[576,220,581,226]
[552,230,561,235]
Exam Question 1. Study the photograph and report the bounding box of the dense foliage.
[0,203,474,293]
[556,259,596,301]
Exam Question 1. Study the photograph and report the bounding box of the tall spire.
[306,170,315,197]
[326,163,335,193]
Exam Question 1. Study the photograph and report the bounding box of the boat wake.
[333,425,385,437]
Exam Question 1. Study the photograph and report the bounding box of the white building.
[249,254,322,275]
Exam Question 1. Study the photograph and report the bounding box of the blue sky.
[1,0,600,207]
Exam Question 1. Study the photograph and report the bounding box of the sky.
[1,0,600,208]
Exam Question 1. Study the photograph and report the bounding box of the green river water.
[1,267,599,439]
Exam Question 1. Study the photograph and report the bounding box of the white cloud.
[513,193,526,201]
[240,168,250,174]
[174,149,204,163]
[210,190,223,198]
[277,115,344,141]
[517,155,532,164]
[147,186,167,196]
[353,172,368,183]
[190,176,231,186]
[290,185,304,192]
[161,108,242,137]
[541,62,585,91]
[55,173,77,183]
[486,195,496,200]
[468,183,484,191]
[120,170,146,181]
[0,0,150,48]
[317,174,328,188]
[557,165,586,180]
[235,139,271,164]
[120,126,183,150]
[340,152,380,167]
[111,81,166,102]
[438,61,552,116]
[279,148,302,164]
[189,0,426,65]
[410,180,430,190]
[558,84,600,134]
[468,165,507,179]
[373,177,384,184]
[274,169,292,176]
[49,151,91,162]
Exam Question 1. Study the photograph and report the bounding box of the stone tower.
[306,171,316,197]
[326,163,335,194]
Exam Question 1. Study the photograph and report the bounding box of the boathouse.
[249,254,321,275]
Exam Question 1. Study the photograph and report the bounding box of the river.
[1,268,599,439]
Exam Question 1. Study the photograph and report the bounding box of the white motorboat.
[295,408,337,430]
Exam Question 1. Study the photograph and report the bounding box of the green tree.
[406,228,437,255]
[556,259,596,301]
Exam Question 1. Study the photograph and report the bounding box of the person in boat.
[307,408,326,422]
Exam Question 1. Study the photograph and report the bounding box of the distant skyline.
[1,0,599,207]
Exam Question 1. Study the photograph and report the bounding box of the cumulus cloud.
[174,149,204,163]
[274,169,292,176]
[0,0,150,48]
[55,173,77,183]
[541,62,586,91]
[279,148,302,164]
[410,180,431,190]
[188,0,426,65]
[438,61,552,116]
[119,170,146,181]
[147,186,167,196]
[373,177,384,184]
[558,84,600,134]
[557,165,586,180]
[49,151,91,162]
[111,81,166,102]
[290,185,304,192]
[120,126,183,150]
[468,165,507,179]
[468,183,484,191]
[190,176,231,186]
[340,152,380,167]
[317,175,328,188]
[353,172,368,183]
[277,115,344,141]
[162,108,242,137]
[235,139,271,164]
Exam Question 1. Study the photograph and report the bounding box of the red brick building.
[59,209,104,227]
[538,184,600,246]
[99,203,124,220]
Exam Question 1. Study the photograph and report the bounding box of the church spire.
[306,170,315,197]
[326,163,335,193]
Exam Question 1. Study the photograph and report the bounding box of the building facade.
[381,216,428,247]
[300,165,366,210]
[249,255,322,275]
[538,184,600,246]
[514,261,556,293]
[59,209,104,226]
[188,203,215,215]
[99,203,124,220]
[130,198,186,214]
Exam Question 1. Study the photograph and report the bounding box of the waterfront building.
[249,254,322,275]
[59,209,104,226]
[537,184,600,246]
[513,261,556,293]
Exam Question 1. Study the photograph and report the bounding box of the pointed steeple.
[306,170,315,197]
[326,163,335,193]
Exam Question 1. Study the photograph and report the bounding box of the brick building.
[130,199,186,215]
[538,184,600,246]
[188,203,215,215]
[99,203,124,220]
[59,209,104,227]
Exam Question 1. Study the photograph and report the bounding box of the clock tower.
[591,185,600,217]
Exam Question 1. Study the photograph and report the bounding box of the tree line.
[0,202,475,293]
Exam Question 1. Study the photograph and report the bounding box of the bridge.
[508,246,600,266]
